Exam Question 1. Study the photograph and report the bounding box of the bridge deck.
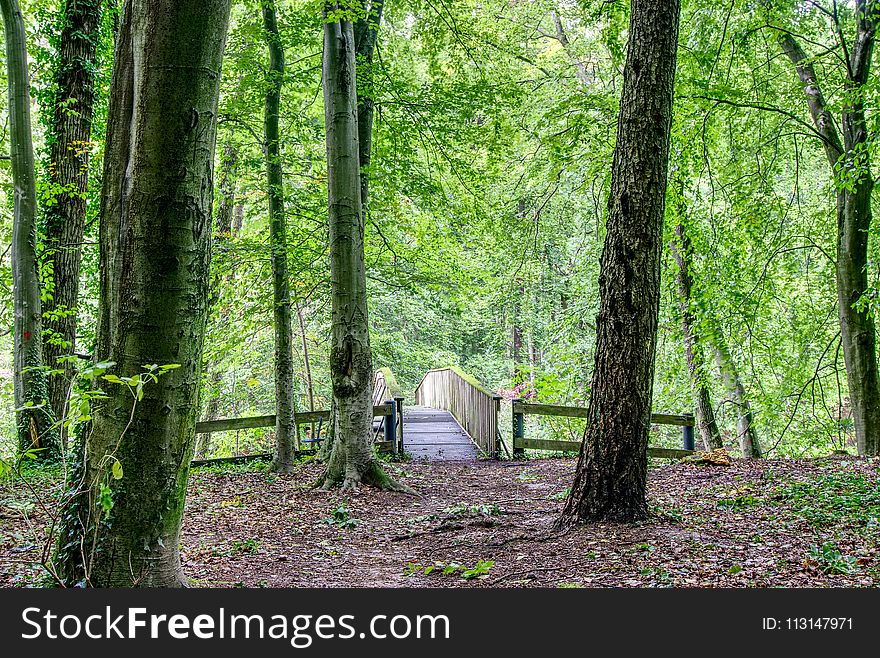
[402,406,479,462]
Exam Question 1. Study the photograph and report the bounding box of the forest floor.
[2,455,879,587]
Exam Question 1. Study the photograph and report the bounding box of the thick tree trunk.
[263,0,297,472]
[779,11,880,456]
[712,339,762,459]
[55,0,232,587]
[42,0,102,437]
[670,220,722,450]
[316,5,406,492]
[559,0,680,526]
[3,0,60,458]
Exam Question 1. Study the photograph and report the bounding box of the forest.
[0,0,879,589]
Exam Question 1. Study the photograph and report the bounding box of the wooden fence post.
[493,395,502,459]
[683,412,695,451]
[513,398,524,458]
[384,399,397,456]
[395,396,405,454]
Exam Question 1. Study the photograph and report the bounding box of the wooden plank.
[514,402,588,419]
[648,447,695,459]
[512,402,693,426]
[650,413,693,427]
[195,404,394,435]
[195,415,276,433]
[190,449,317,467]
[294,410,330,424]
[515,438,695,459]
[517,438,580,451]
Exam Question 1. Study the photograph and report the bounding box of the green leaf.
[111,460,123,480]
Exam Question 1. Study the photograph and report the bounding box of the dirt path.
[2,456,879,587]
[179,456,880,588]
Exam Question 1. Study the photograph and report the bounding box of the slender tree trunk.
[3,0,60,458]
[55,0,232,587]
[779,8,880,456]
[263,0,297,472]
[316,4,407,492]
[42,0,102,436]
[195,371,222,460]
[215,143,237,235]
[559,0,680,526]
[712,338,762,458]
[296,302,316,438]
[670,217,722,450]
[197,144,238,459]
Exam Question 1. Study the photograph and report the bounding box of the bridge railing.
[414,367,501,455]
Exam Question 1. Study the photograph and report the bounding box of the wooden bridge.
[193,366,696,465]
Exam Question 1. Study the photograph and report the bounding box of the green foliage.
[322,501,360,529]
[807,542,860,575]
[770,470,880,530]
[404,559,494,580]
[442,502,504,518]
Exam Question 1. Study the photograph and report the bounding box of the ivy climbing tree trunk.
[263,0,297,472]
[669,208,722,450]
[3,0,60,458]
[42,0,103,437]
[778,4,880,456]
[55,0,232,587]
[559,0,680,525]
[316,3,408,492]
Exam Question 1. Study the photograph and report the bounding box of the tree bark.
[3,0,60,458]
[354,0,383,216]
[669,217,722,450]
[263,0,297,472]
[215,143,237,235]
[779,7,880,456]
[55,0,232,587]
[712,337,762,458]
[42,0,102,438]
[559,0,680,526]
[316,4,406,492]
[296,302,316,438]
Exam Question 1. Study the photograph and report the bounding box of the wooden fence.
[414,367,501,454]
[511,399,696,459]
[192,368,404,464]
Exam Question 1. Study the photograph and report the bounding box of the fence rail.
[414,367,501,454]
[511,400,696,459]
[194,403,393,435]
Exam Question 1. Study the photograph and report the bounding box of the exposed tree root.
[313,459,417,495]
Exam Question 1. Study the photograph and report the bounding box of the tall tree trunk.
[195,370,222,460]
[559,0,680,526]
[712,338,762,459]
[42,0,102,437]
[215,143,237,235]
[779,7,880,456]
[55,0,232,587]
[296,302,316,438]
[316,4,406,492]
[3,0,60,458]
[263,0,297,472]
[354,0,383,217]
[669,217,722,450]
